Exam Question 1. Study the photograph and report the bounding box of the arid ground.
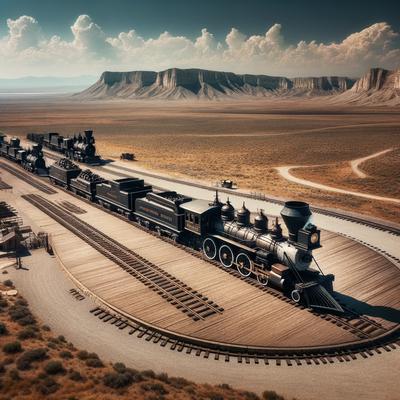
[1,95,399,222]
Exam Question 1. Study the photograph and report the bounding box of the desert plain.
[0,95,399,222]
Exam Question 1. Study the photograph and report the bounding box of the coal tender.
[70,169,106,201]
[49,158,81,188]
[96,177,152,217]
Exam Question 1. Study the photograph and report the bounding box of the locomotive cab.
[181,200,220,236]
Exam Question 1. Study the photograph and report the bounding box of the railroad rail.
[0,178,12,190]
[58,201,87,214]
[22,193,223,322]
[0,160,56,194]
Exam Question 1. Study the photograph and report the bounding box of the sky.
[0,0,399,78]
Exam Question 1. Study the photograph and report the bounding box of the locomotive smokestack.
[280,201,311,242]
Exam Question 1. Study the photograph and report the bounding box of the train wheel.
[156,226,162,236]
[257,273,269,286]
[291,289,301,303]
[236,253,252,277]
[203,238,217,260]
[219,245,234,268]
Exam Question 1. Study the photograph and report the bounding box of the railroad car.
[49,158,81,188]
[96,177,152,217]
[27,129,101,164]
[70,169,107,201]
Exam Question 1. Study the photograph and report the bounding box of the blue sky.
[1,0,399,43]
[0,0,399,78]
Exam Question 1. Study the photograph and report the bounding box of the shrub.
[103,372,133,389]
[16,299,28,306]
[3,279,13,287]
[169,376,190,389]
[2,341,22,354]
[18,326,37,340]
[243,391,260,400]
[37,377,60,395]
[9,369,20,381]
[69,370,85,382]
[263,391,285,400]
[0,363,5,374]
[85,358,103,368]
[113,362,126,373]
[142,369,156,379]
[141,382,168,395]
[22,348,48,362]
[8,305,36,326]
[43,361,65,375]
[77,350,89,360]
[0,298,7,308]
[156,372,170,383]
[42,324,51,331]
[0,322,8,336]
[57,335,66,343]
[17,348,48,370]
[59,350,73,359]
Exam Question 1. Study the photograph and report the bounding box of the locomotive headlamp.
[310,232,319,244]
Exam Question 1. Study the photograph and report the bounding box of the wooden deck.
[3,167,400,348]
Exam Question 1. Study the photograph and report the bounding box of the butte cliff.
[334,67,400,106]
[76,68,355,100]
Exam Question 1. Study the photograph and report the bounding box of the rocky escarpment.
[76,68,355,100]
[333,68,400,106]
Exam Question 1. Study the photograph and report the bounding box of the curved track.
[21,193,400,364]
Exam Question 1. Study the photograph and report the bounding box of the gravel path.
[275,165,400,204]
[350,148,394,178]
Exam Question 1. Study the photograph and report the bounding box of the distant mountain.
[333,68,400,106]
[75,68,355,100]
[0,75,97,92]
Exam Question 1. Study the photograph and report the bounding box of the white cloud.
[0,15,399,78]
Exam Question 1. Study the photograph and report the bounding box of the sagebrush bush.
[2,341,22,354]
[69,370,85,382]
[59,350,73,359]
[141,382,168,395]
[263,390,285,400]
[103,372,133,388]
[37,376,59,395]
[85,358,103,368]
[43,361,65,375]
[0,322,8,336]
[17,326,37,340]
[3,280,13,287]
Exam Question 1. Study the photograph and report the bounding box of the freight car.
[0,147,342,313]
[27,129,101,164]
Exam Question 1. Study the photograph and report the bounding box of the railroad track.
[22,193,223,322]
[0,160,56,194]
[0,178,12,190]
[46,178,396,342]
[86,303,398,366]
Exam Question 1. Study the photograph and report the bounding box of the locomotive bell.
[236,202,250,226]
[280,201,311,242]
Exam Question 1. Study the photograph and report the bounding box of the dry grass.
[1,97,399,223]
[0,281,284,400]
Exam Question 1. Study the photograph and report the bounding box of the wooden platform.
[3,166,400,349]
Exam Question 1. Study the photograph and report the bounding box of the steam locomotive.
[46,158,343,313]
[27,130,101,164]
[0,135,48,174]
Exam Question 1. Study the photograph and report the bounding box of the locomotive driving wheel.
[219,245,234,268]
[257,272,269,286]
[236,253,252,277]
[203,238,217,260]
